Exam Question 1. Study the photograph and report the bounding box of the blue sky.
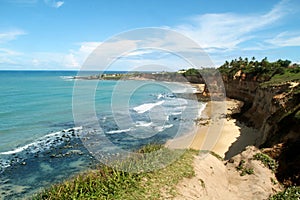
[0,0,300,70]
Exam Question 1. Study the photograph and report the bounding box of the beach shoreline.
[166,98,259,159]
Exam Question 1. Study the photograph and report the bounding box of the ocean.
[0,71,203,199]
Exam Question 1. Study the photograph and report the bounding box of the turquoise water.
[0,71,76,153]
[0,71,201,199]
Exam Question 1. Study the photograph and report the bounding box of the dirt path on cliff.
[173,146,282,200]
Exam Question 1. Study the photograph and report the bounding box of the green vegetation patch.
[235,160,254,176]
[218,57,300,85]
[33,145,197,200]
[253,153,279,173]
[209,151,224,161]
[269,186,300,200]
[261,69,300,87]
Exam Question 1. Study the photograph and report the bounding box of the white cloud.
[77,42,102,56]
[56,0,299,70]
[61,42,101,69]
[0,30,26,43]
[125,49,154,57]
[6,0,38,5]
[0,48,23,56]
[8,0,64,7]
[0,48,24,66]
[3,0,299,70]
[266,32,300,47]
[62,53,79,68]
[44,0,64,8]
[32,59,40,66]
[54,1,64,8]
[175,0,292,51]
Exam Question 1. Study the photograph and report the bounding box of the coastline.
[166,98,259,159]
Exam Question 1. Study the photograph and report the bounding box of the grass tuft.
[32,145,197,200]
[236,160,254,176]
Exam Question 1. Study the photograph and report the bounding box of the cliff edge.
[220,58,300,186]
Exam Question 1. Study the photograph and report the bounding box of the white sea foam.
[0,126,82,155]
[0,143,34,155]
[171,88,187,93]
[192,87,199,93]
[157,94,164,99]
[106,128,133,134]
[133,100,165,114]
[198,103,207,117]
[171,112,182,115]
[154,124,173,132]
[60,76,74,80]
[156,93,176,100]
[135,121,153,127]
[0,159,11,172]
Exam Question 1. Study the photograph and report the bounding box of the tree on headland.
[218,57,299,82]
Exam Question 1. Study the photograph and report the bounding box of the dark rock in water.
[68,129,75,133]
[56,154,63,158]
[50,154,56,158]
[0,126,98,199]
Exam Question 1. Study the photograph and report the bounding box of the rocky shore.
[0,127,98,199]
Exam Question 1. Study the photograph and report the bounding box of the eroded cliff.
[224,76,300,185]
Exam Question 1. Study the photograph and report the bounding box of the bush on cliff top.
[219,57,300,83]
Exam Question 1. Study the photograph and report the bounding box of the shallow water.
[0,71,202,199]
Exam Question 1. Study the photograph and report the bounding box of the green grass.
[209,151,224,161]
[253,153,278,173]
[261,70,300,87]
[240,168,254,176]
[200,150,223,161]
[269,186,300,200]
[235,160,254,176]
[32,145,198,200]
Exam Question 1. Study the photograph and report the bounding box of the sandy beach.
[171,100,282,199]
[166,98,259,159]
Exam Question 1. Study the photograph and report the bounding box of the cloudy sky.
[1,0,300,70]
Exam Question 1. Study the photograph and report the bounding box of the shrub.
[269,186,300,200]
[253,153,278,172]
